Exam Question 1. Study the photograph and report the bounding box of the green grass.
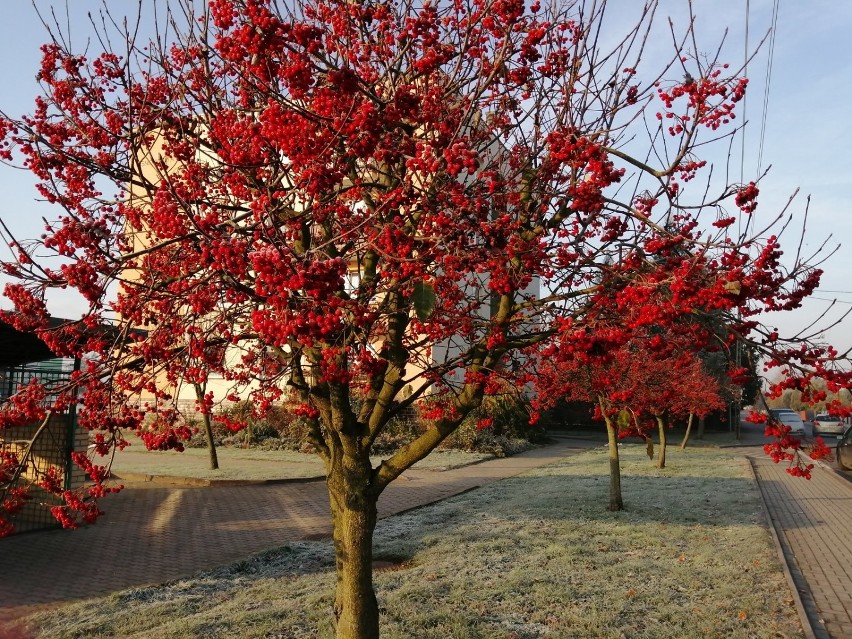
[25,445,801,638]
[108,445,494,481]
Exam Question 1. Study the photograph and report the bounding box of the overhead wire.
[739,0,750,188]
[756,0,781,178]
[811,297,852,306]
[734,0,750,426]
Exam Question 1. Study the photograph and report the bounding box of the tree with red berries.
[539,342,634,511]
[538,331,725,509]
[0,1,848,637]
[627,344,725,469]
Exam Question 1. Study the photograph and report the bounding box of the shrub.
[184,385,544,456]
[438,385,545,455]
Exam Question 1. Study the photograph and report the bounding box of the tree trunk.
[603,413,623,511]
[328,461,381,639]
[194,383,219,470]
[696,414,706,440]
[680,412,694,450]
[656,414,667,469]
[734,404,741,440]
[202,412,219,470]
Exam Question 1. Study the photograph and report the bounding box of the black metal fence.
[0,359,77,533]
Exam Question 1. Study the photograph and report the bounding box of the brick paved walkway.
[0,439,591,623]
[749,453,852,639]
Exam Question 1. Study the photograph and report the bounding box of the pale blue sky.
[0,0,849,356]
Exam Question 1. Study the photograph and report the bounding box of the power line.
[810,297,852,306]
[756,0,781,177]
[738,0,751,249]
[740,0,750,187]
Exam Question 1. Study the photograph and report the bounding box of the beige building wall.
[124,123,541,408]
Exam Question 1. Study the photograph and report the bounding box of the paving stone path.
[749,453,852,639]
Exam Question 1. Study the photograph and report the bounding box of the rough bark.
[680,412,694,450]
[656,414,667,469]
[696,414,706,440]
[327,458,381,639]
[194,383,219,470]
[600,398,623,511]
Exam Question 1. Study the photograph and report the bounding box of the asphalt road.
[740,416,852,483]
[816,431,852,482]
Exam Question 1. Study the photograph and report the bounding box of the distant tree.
[628,347,725,467]
[539,332,725,509]
[539,344,637,511]
[678,350,721,439]
[767,377,851,415]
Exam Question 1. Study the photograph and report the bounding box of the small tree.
[539,345,639,511]
[193,382,219,469]
[538,333,724,507]
[628,347,725,468]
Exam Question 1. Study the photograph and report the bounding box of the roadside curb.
[108,456,505,487]
[746,456,822,639]
[718,443,764,448]
[108,458,501,487]
[804,451,851,485]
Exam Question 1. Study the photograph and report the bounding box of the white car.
[812,414,847,438]
[774,412,806,435]
[769,408,798,418]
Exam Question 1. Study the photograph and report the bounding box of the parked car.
[773,412,806,435]
[837,428,852,471]
[769,408,798,419]
[812,414,847,438]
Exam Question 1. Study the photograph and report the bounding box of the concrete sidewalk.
[0,438,595,624]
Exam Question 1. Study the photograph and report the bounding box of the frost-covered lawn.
[25,445,801,638]
[109,445,494,481]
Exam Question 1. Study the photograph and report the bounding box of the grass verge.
[108,446,495,481]
[26,445,801,638]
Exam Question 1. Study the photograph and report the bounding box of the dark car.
[838,428,852,471]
